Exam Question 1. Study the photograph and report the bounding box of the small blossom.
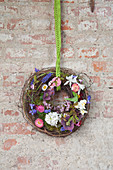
[71,83,79,93]
[36,105,44,113]
[64,75,85,95]
[87,95,91,104]
[45,112,61,127]
[60,127,65,131]
[80,109,87,115]
[64,75,75,87]
[48,77,61,88]
[31,84,34,89]
[61,115,74,131]
[35,68,40,72]
[44,109,51,113]
[29,104,36,115]
[42,84,48,91]
[41,73,52,83]
[43,88,55,101]
[30,79,34,85]
[76,121,82,127]
[35,118,43,128]
[75,99,87,110]
[29,109,37,116]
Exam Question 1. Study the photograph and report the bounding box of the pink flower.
[35,118,43,128]
[71,83,79,93]
[48,77,61,88]
[76,121,81,127]
[31,84,34,89]
[36,105,44,113]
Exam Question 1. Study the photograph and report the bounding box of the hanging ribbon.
[54,0,61,78]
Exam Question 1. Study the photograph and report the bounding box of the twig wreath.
[21,0,92,137]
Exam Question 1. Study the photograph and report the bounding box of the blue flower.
[29,109,37,116]
[29,104,36,115]
[29,104,35,109]
[44,109,51,113]
[35,68,40,72]
[60,127,65,131]
[30,79,34,85]
[87,95,91,104]
[41,73,53,83]
[73,75,77,78]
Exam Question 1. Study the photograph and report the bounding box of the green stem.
[54,0,61,91]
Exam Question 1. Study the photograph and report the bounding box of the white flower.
[75,99,87,110]
[64,75,85,94]
[45,112,61,127]
[64,75,76,87]
[42,84,48,91]
[80,109,87,115]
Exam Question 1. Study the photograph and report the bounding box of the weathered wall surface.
[0,0,113,169]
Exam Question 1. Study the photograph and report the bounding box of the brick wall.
[0,0,113,169]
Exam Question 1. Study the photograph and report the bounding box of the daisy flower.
[42,84,48,91]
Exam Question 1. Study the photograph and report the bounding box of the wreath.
[21,0,92,137]
[22,68,91,137]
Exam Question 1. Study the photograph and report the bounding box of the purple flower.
[29,109,37,116]
[41,73,52,83]
[29,104,35,109]
[35,68,40,72]
[43,101,51,109]
[30,79,34,85]
[43,88,55,101]
[87,95,91,104]
[64,100,71,111]
[61,116,74,131]
[60,106,64,113]
[60,127,65,131]
[44,109,51,113]
[29,104,37,115]
[73,75,77,78]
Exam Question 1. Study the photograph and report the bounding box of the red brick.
[0,22,4,29]
[4,110,19,116]
[79,7,112,17]
[92,91,104,102]
[7,19,30,31]
[61,47,74,58]
[103,76,113,87]
[3,75,24,87]
[104,105,113,118]
[66,36,75,44]
[1,123,36,135]
[61,19,73,30]
[17,157,31,164]
[6,48,26,59]
[3,139,17,150]
[31,19,51,30]
[61,0,74,3]
[78,48,99,58]
[78,20,98,31]
[92,61,107,72]
[18,34,55,45]
[0,0,4,2]
[0,33,13,43]
[32,0,51,2]
[5,6,18,14]
[62,6,78,17]
[90,76,101,87]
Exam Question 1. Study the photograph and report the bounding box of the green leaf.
[75,115,79,120]
[34,75,37,83]
[65,95,78,103]
[72,91,77,97]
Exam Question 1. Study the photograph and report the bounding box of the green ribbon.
[54,0,61,78]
